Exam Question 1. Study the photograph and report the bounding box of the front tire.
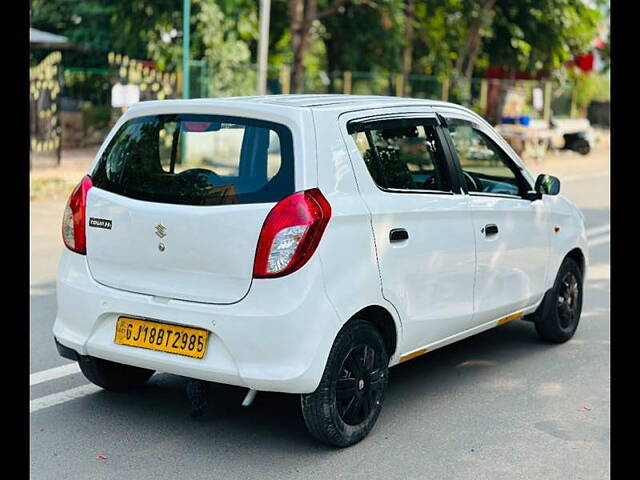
[535,257,583,343]
[301,319,389,447]
[78,355,155,392]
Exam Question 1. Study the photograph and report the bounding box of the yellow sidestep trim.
[399,348,428,364]
[497,311,524,326]
[398,310,524,364]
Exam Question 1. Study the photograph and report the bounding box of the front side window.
[92,114,293,206]
[351,121,451,193]
[447,123,525,196]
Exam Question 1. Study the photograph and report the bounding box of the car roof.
[128,94,466,115]
[116,95,532,185]
[225,94,449,108]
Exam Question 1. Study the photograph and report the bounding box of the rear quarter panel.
[311,108,404,361]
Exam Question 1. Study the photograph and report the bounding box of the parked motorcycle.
[549,117,595,155]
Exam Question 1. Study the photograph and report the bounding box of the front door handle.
[390,228,409,242]
[482,224,499,236]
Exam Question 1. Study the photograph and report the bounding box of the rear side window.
[350,121,451,193]
[91,114,294,206]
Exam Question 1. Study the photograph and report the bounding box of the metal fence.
[29,51,63,167]
[189,62,579,123]
[31,53,587,160]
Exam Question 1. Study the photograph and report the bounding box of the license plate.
[114,317,209,359]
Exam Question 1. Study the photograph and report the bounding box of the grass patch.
[30,176,77,202]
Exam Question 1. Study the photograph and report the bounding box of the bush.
[81,104,111,136]
[573,72,610,111]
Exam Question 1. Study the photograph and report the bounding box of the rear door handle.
[389,228,409,242]
[482,224,499,236]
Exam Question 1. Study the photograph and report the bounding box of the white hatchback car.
[54,95,588,447]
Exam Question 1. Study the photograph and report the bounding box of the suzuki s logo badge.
[155,224,167,239]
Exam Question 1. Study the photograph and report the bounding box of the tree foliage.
[192,0,258,95]
[30,0,121,66]
[486,0,602,77]
[30,0,606,87]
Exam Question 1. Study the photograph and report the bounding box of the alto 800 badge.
[89,217,112,230]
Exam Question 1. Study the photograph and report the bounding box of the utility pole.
[257,0,271,95]
[182,0,191,99]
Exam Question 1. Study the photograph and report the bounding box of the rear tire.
[570,138,591,155]
[78,355,155,392]
[301,319,389,447]
[535,257,583,343]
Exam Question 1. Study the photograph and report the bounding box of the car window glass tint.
[352,123,450,192]
[93,114,293,206]
[447,124,521,196]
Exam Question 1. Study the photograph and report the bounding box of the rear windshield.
[91,114,294,206]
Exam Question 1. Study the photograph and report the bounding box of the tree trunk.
[290,0,346,93]
[290,0,308,93]
[464,34,483,78]
[401,0,416,96]
[455,0,496,79]
[325,35,345,93]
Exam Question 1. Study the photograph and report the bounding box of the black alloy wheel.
[301,319,389,447]
[336,343,386,426]
[535,257,583,343]
[557,271,580,329]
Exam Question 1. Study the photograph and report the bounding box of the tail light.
[253,188,332,278]
[62,175,93,254]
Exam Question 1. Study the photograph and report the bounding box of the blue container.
[519,115,531,126]
[500,116,518,124]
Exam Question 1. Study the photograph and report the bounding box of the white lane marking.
[587,233,610,248]
[30,384,102,414]
[585,224,610,238]
[30,363,80,386]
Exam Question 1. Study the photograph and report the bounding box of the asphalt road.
[29,167,610,479]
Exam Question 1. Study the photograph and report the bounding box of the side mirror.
[535,174,561,196]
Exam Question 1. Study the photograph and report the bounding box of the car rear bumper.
[53,249,341,394]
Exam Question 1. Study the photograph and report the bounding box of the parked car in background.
[54,95,588,447]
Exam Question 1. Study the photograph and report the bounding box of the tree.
[401,0,416,94]
[484,0,602,78]
[193,0,258,96]
[30,0,605,98]
[454,0,496,79]
[289,0,348,92]
[30,0,121,67]
[320,0,405,92]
